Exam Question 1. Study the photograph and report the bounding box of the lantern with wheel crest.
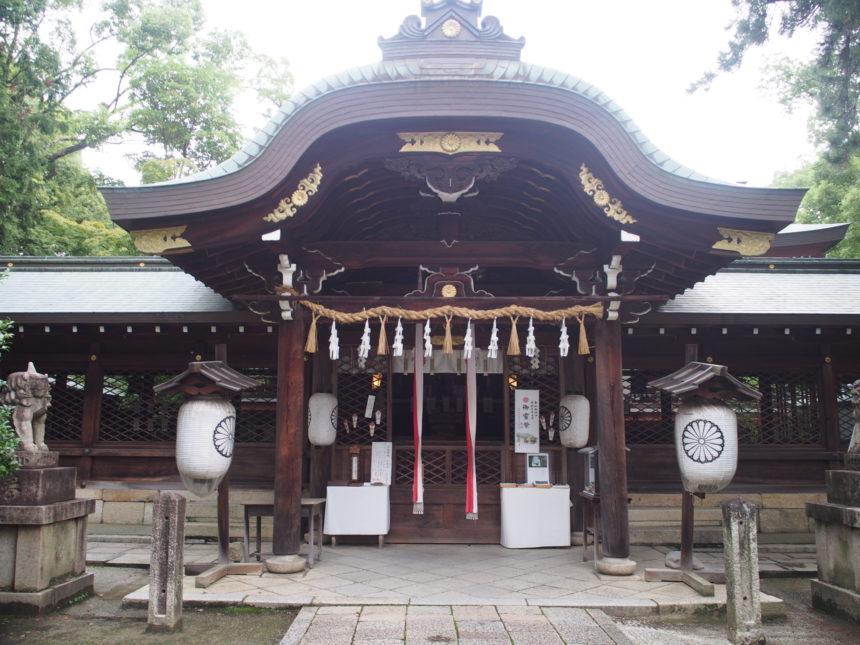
[649,362,761,494]
[155,361,261,496]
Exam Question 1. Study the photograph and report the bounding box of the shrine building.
[1,0,858,573]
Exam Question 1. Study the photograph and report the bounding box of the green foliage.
[697,0,860,160]
[0,318,19,479]
[0,0,293,247]
[774,155,860,257]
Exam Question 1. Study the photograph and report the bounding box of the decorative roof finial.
[379,0,523,62]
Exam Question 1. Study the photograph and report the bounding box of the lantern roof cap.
[647,362,761,401]
[154,361,261,396]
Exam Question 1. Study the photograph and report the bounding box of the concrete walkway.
[281,604,634,645]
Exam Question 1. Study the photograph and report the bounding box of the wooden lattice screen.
[234,368,276,443]
[837,373,859,443]
[624,368,825,445]
[394,446,502,485]
[44,372,87,442]
[507,348,561,446]
[98,372,180,442]
[335,348,388,445]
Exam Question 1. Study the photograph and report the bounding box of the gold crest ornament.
[578,164,636,225]
[264,164,323,223]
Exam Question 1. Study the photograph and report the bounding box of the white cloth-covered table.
[324,484,390,546]
[500,484,571,548]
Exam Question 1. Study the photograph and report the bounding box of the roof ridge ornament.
[379,0,524,61]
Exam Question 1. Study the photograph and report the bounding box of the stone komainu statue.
[850,379,860,455]
[1,362,51,452]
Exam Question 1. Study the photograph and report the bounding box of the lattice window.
[730,372,822,444]
[837,374,859,443]
[394,447,501,485]
[335,348,388,445]
[44,372,86,442]
[235,368,276,443]
[507,348,560,446]
[99,372,181,442]
[624,369,673,444]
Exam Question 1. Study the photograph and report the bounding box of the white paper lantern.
[176,395,236,496]
[308,393,338,446]
[675,401,738,493]
[558,394,589,448]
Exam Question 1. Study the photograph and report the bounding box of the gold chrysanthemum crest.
[578,163,636,225]
[264,164,323,223]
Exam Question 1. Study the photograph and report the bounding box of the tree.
[696,0,860,161]
[774,154,860,257]
[0,0,292,253]
[0,319,19,479]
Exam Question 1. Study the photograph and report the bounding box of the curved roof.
[167,58,713,187]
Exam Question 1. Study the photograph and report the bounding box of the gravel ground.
[0,567,296,645]
[616,578,860,645]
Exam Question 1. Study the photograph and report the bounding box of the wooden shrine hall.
[3,0,857,575]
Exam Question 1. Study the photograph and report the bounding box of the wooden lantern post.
[644,360,762,595]
[154,359,264,587]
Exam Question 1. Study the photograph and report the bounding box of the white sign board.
[370,441,393,485]
[514,389,540,453]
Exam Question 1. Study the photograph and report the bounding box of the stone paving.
[279,605,635,645]
[90,540,804,614]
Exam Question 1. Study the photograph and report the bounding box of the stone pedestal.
[807,469,860,622]
[0,454,95,614]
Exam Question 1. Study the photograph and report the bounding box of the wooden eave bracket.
[711,227,775,256]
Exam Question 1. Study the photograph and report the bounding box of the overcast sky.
[84,0,820,187]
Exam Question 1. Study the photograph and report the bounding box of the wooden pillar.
[594,319,631,564]
[273,308,305,555]
[214,344,230,563]
[680,344,699,570]
[820,344,841,452]
[78,344,104,481]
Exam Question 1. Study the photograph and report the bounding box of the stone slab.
[15,451,59,469]
[0,572,93,615]
[826,470,860,507]
[812,578,860,622]
[0,498,95,525]
[806,501,860,529]
[0,467,77,506]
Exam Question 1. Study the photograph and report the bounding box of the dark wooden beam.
[595,319,630,561]
[273,307,305,555]
[298,241,599,271]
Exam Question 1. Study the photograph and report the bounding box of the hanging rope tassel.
[443,314,454,355]
[577,313,590,355]
[377,315,388,355]
[507,316,521,356]
[328,320,340,360]
[392,317,404,357]
[559,318,570,358]
[304,313,321,354]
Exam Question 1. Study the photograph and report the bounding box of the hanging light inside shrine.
[307,392,338,446]
[558,394,589,448]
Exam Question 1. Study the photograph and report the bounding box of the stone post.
[147,492,186,633]
[722,497,765,645]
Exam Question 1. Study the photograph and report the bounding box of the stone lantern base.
[807,469,860,622]
[0,452,95,614]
